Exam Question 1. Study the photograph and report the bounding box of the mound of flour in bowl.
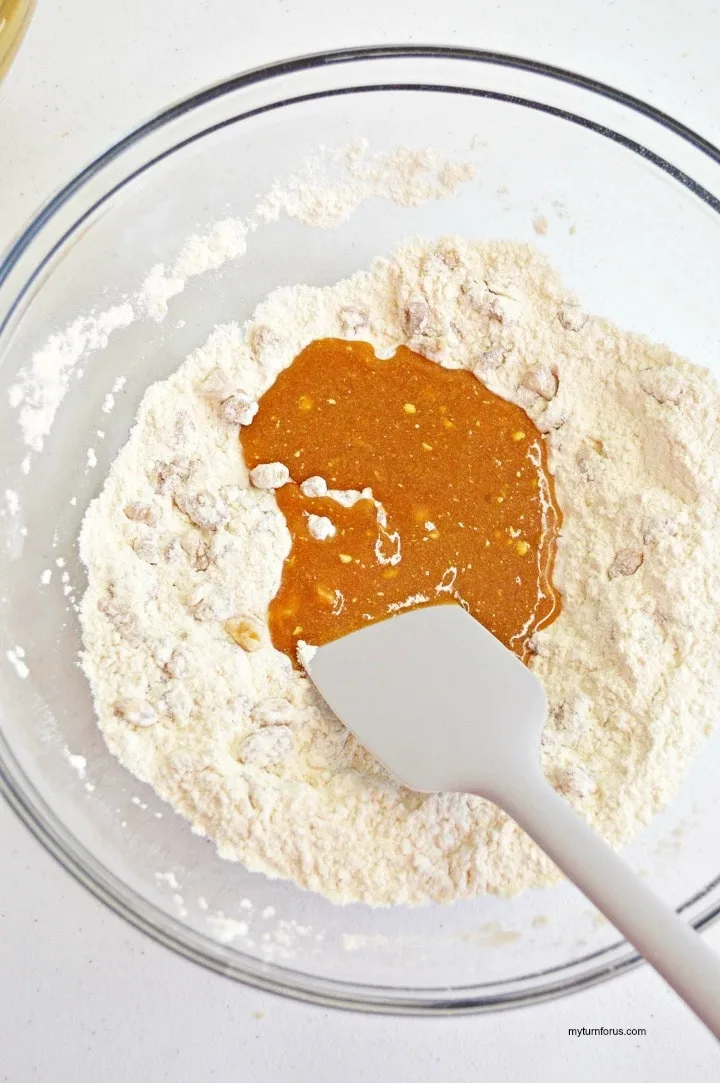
[79,236,720,906]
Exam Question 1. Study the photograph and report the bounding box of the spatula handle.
[496,771,720,1038]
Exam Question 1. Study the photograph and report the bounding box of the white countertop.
[1,2,720,1079]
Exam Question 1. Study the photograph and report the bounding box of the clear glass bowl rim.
[1,44,720,1015]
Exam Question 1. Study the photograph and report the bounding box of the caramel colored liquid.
[241,339,561,662]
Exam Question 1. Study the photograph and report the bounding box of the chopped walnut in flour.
[163,648,189,679]
[609,549,644,579]
[250,697,297,726]
[237,726,294,767]
[642,513,679,543]
[174,489,230,531]
[639,366,686,405]
[522,364,558,401]
[114,698,158,727]
[97,594,139,639]
[124,501,159,527]
[404,298,430,336]
[181,532,211,571]
[132,536,160,564]
[473,348,506,374]
[220,395,258,426]
[224,615,264,652]
[197,367,236,402]
[250,324,284,360]
[151,456,196,495]
[551,763,597,798]
[558,301,587,331]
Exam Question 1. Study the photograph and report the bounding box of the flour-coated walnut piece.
[152,638,175,668]
[124,502,159,527]
[97,594,137,636]
[220,395,258,426]
[251,697,297,726]
[552,692,592,738]
[224,615,264,651]
[175,489,230,531]
[405,299,430,335]
[642,514,679,543]
[250,324,284,360]
[132,535,160,564]
[196,366,235,402]
[162,684,193,721]
[437,240,462,268]
[473,348,505,374]
[558,302,587,331]
[639,366,685,405]
[152,457,196,495]
[164,648,189,679]
[114,698,158,727]
[164,536,184,563]
[552,763,597,798]
[191,591,232,622]
[485,293,522,325]
[576,446,606,482]
[238,726,294,766]
[181,532,211,571]
[522,364,558,401]
[535,397,567,433]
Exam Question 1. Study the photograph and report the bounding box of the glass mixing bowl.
[1,47,720,1014]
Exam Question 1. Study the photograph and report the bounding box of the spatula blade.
[305,604,547,797]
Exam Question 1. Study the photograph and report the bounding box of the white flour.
[8,140,474,466]
[8,304,134,456]
[79,236,720,906]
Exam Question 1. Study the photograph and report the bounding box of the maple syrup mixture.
[242,338,562,662]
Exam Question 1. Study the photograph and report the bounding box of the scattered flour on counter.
[79,235,720,906]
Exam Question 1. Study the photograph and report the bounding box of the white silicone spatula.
[305,604,720,1036]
